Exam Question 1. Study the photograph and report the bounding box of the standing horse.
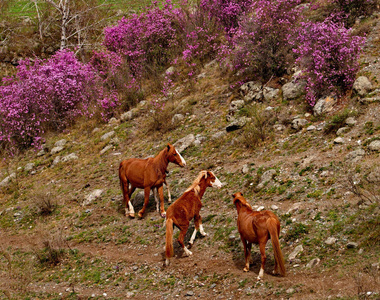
[165,170,222,266]
[232,192,286,280]
[119,144,186,219]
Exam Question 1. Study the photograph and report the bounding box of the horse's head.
[232,192,252,209]
[166,144,186,167]
[203,170,222,189]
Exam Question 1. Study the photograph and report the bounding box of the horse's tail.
[268,217,286,277]
[165,218,174,266]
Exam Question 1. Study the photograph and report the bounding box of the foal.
[233,192,286,280]
[165,171,222,266]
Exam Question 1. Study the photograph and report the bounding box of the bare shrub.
[145,100,176,133]
[33,229,68,266]
[241,103,276,148]
[32,190,57,216]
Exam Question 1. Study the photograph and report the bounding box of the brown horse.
[119,144,186,218]
[232,192,286,280]
[165,170,222,266]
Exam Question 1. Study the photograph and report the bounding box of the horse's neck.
[196,180,208,199]
[237,203,253,214]
[154,148,169,172]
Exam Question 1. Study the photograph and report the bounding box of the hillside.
[1,4,380,300]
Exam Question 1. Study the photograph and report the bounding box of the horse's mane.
[185,170,209,195]
[234,196,253,210]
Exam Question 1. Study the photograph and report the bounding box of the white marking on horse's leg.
[257,267,264,280]
[165,258,170,266]
[166,182,172,203]
[128,201,135,217]
[210,172,223,188]
[189,228,197,245]
[200,224,207,236]
[153,188,159,212]
[184,247,192,256]
[176,149,186,166]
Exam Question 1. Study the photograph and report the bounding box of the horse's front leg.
[157,185,166,218]
[138,187,151,218]
[189,214,206,245]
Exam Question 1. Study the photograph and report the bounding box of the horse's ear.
[167,144,171,151]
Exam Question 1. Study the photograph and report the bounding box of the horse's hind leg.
[257,240,267,280]
[165,181,172,203]
[126,185,136,218]
[157,185,166,218]
[241,239,250,272]
[178,226,192,256]
[153,188,159,212]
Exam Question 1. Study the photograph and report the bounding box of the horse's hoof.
[129,213,135,218]
[137,211,144,219]
[165,259,170,266]
[243,267,249,272]
[257,276,262,281]
[161,212,166,218]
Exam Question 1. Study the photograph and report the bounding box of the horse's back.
[119,158,148,187]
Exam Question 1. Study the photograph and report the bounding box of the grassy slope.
[0,2,379,300]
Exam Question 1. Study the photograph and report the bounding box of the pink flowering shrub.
[228,0,303,80]
[199,0,251,31]
[175,3,224,77]
[0,49,117,150]
[103,1,182,81]
[291,19,365,107]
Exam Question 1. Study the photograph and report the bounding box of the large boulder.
[353,76,372,97]
[240,81,263,102]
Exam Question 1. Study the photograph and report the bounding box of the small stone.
[325,237,337,245]
[346,242,358,249]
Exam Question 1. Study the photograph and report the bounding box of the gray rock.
[334,137,344,144]
[108,117,119,126]
[51,146,64,155]
[368,140,380,151]
[240,81,263,102]
[174,134,195,153]
[226,117,249,132]
[100,145,113,155]
[347,242,358,249]
[52,156,61,166]
[24,163,35,172]
[0,173,16,187]
[325,237,337,245]
[172,114,185,124]
[263,87,279,101]
[83,189,103,206]
[289,245,303,261]
[100,131,115,141]
[242,164,249,174]
[336,127,350,136]
[120,110,134,122]
[282,73,306,101]
[61,153,78,162]
[291,118,308,131]
[306,258,320,268]
[313,96,337,116]
[54,139,67,148]
[307,125,316,131]
[345,148,365,163]
[256,169,277,190]
[353,76,372,96]
[229,100,245,113]
[345,117,357,126]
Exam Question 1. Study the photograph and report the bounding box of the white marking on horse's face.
[176,149,186,166]
[211,173,222,189]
